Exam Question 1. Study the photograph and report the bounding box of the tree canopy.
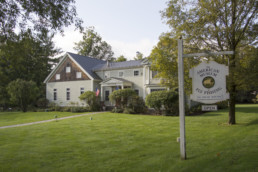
[74,27,114,60]
[116,55,127,62]
[0,0,83,41]
[155,0,257,124]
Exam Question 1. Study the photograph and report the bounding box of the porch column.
[101,85,104,101]
[121,85,124,89]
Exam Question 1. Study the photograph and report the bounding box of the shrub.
[216,100,229,109]
[111,107,123,113]
[128,95,147,114]
[79,91,101,111]
[36,98,49,108]
[145,91,166,115]
[109,89,137,109]
[146,90,179,115]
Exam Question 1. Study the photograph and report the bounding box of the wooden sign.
[189,61,229,104]
[202,105,218,111]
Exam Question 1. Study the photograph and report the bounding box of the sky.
[53,0,170,60]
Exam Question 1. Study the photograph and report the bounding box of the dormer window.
[66,66,71,73]
[56,74,60,80]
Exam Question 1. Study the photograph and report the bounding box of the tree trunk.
[228,52,236,124]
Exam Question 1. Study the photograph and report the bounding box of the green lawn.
[0,111,88,127]
[0,104,257,171]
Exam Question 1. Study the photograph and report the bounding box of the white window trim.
[76,72,82,78]
[56,74,60,80]
[118,70,124,78]
[66,66,71,73]
[133,70,140,76]
[80,87,84,95]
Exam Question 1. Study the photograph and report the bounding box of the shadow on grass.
[245,119,258,126]
[235,106,258,114]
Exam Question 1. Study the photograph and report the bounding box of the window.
[152,71,158,78]
[105,90,110,101]
[76,72,82,78]
[134,70,139,76]
[104,71,110,79]
[118,71,124,77]
[66,66,71,73]
[150,89,165,93]
[66,88,70,100]
[80,87,84,95]
[56,74,60,80]
[53,89,57,101]
[135,89,139,95]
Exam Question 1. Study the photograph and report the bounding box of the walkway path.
[0,112,103,129]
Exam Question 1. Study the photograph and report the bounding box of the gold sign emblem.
[202,76,215,88]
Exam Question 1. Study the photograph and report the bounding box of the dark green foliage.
[216,100,229,109]
[127,96,147,114]
[0,0,82,41]
[111,107,123,113]
[36,98,49,108]
[146,90,179,115]
[109,89,137,109]
[74,27,114,60]
[7,79,39,112]
[79,91,100,111]
[116,55,127,62]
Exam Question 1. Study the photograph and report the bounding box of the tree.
[74,27,114,60]
[0,0,83,41]
[116,55,127,62]
[134,51,144,60]
[162,0,257,124]
[109,89,136,109]
[0,29,60,108]
[79,91,100,111]
[7,79,39,112]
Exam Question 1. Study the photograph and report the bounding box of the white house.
[44,52,166,106]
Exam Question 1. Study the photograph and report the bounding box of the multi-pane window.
[134,70,139,76]
[53,89,57,101]
[76,72,82,78]
[105,90,110,101]
[150,89,165,93]
[118,71,124,77]
[135,89,139,95]
[66,88,70,100]
[56,74,60,80]
[80,87,84,95]
[66,66,71,73]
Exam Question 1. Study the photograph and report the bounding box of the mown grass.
[0,111,88,127]
[0,104,257,171]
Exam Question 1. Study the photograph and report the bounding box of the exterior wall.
[96,67,145,98]
[49,57,90,82]
[46,80,92,106]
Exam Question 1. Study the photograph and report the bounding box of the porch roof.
[100,77,133,87]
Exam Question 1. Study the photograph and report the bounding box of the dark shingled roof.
[92,60,143,71]
[67,52,106,79]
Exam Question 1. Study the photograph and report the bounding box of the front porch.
[100,77,133,106]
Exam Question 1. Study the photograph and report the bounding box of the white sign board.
[202,105,217,111]
[190,61,229,104]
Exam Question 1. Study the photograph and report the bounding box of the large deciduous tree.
[0,0,83,41]
[161,0,257,124]
[74,27,114,60]
[0,30,60,108]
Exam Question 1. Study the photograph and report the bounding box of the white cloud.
[53,28,158,60]
[108,39,158,60]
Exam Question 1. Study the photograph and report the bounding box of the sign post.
[178,39,186,160]
[177,38,233,160]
